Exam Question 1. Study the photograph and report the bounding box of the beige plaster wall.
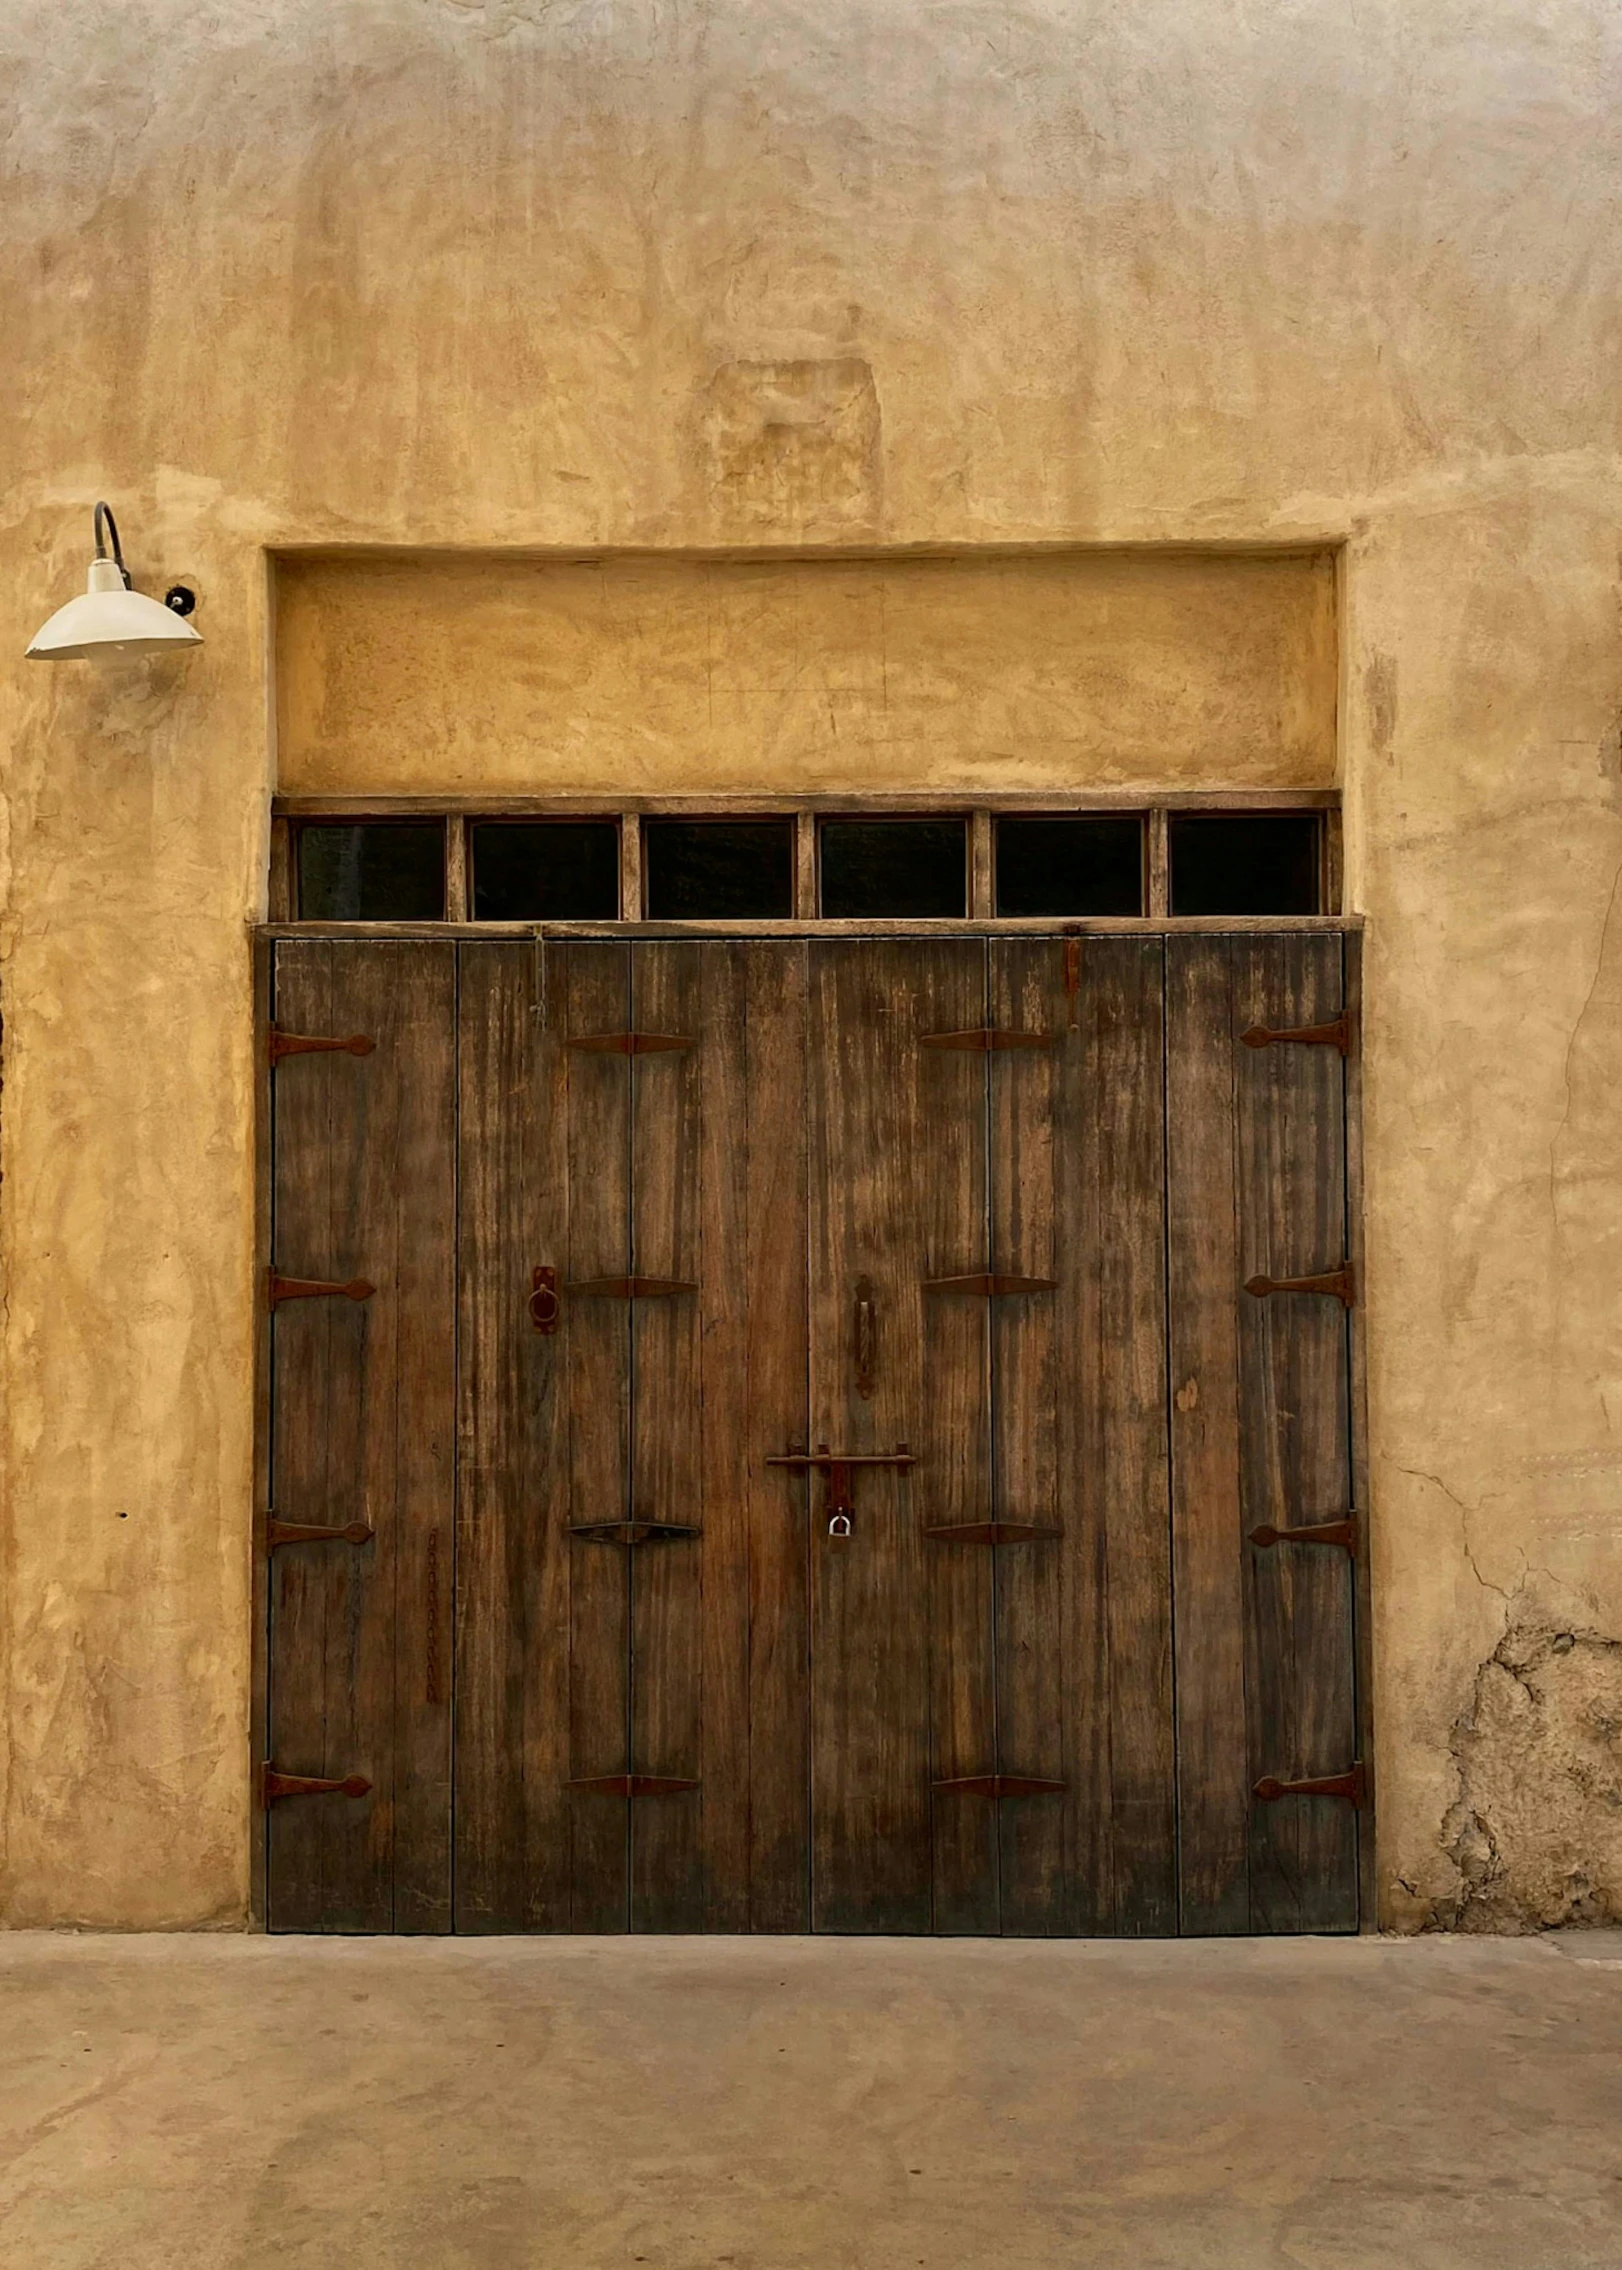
[275,548,1338,795]
[1,0,1620,1929]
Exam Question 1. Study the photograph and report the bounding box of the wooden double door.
[264,933,1363,1935]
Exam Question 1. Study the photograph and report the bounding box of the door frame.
[249,914,1372,1932]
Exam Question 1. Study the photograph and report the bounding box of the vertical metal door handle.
[854,1278,876,1400]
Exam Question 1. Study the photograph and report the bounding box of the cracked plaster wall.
[2,0,1622,1927]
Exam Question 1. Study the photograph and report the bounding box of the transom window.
[276,799,1340,924]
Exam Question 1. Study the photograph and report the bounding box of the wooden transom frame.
[267,790,1346,930]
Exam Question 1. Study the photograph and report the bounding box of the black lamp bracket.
[92,501,132,589]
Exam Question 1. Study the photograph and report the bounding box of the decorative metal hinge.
[566,1275,698,1299]
[924,1521,1063,1545]
[262,1764,372,1803]
[924,1273,1058,1296]
[1241,1013,1352,1056]
[567,1033,693,1055]
[567,1521,702,1546]
[267,1270,376,1310]
[267,1517,375,1550]
[921,1029,1055,1052]
[1254,1763,1367,1807]
[268,1028,376,1068]
[933,1774,1067,1798]
[567,1774,700,1797]
[1250,1516,1358,1553]
[1245,1263,1355,1307]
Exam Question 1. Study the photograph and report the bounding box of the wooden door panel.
[454,942,632,1931]
[628,942,811,1931]
[1167,935,1359,1935]
[267,940,456,1933]
[807,941,995,1933]
[990,938,1176,1936]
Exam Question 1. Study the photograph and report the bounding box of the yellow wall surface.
[275,548,1338,795]
[2,0,1621,1930]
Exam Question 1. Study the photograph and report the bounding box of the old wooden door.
[264,931,1361,1933]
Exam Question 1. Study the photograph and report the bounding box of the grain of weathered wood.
[1166,934,1358,1935]
[808,941,993,1932]
[1165,940,1252,1934]
[742,945,814,1929]
[267,940,456,1932]
[1232,933,1358,1932]
[454,943,573,1929]
[560,947,637,1928]
[992,938,1175,1935]
[629,945,738,1928]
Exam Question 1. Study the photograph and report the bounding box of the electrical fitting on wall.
[25,501,201,661]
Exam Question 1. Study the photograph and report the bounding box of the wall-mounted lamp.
[26,502,202,662]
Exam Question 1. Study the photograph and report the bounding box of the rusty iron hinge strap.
[924,1273,1058,1297]
[1245,1264,1355,1307]
[267,1517,375,1550]
[565,1275,698,1299]
[267,1270,375,1311]
[1254,1763,1367,1807]
[262,1765,372,1804]
[567,1521,702,1546]
[567,1774,700,1797]
[1250,1517,1358,1553]
[567,1032,693,1055]
[933,1774,1067,1798]
[1241,1012,1352,1056]
[923,1521,1063,1544]
[268,1028,376,1068]
[921,1029,1056,1052]
[765,1446,916,1471]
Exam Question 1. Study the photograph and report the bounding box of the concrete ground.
[2,1933,1621,2269]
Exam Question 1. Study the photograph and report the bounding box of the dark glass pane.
[643,820,794,919]
[471,821,620,920]
[819,819,967,919]
[1168,814,1322,917]
[995,815,1144,917]
[297,823,445,920]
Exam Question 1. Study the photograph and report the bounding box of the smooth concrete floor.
[2,1932,1621,2269]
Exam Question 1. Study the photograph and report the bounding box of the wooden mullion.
[620,813,642,921]
[1323,808,1344,917]
[444,817,469,922]
[795,812,818,918]
[970,810,994,918]
[1147,807,1170,919]
[268,816,294,922]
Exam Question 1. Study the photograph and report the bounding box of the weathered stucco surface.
[2,0,1621,1928]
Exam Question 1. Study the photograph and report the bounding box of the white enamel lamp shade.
[26,514,202,661]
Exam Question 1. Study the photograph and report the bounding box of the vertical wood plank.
[1233,933,1358,1932]
[626,940,812,1930]
[267,940,456,1933]
[629,943,719,1928]
[454,942,572,1929]
[562,947,637,1928]
[993,938,1174,1935]
[1166,938,1252,1934]
[807,940,994,1933]
[1165,934,1359,1936]
[743,944,813,1929]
